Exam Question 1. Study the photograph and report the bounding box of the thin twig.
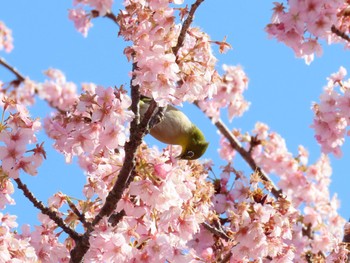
[172,0,205,56]
[104,11,118,24]
[14,178,81,241]
[66,198,90,228]
[90,10,118,25]
[0,57,25,82]
[202,221,231,241]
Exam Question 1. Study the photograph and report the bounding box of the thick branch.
[90,100,157,227]
[172,0,205,56]
[0,57,25,82]
[109,210,126,227]
[14,178,80,241]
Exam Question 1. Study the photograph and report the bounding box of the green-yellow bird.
[139,97,209,160]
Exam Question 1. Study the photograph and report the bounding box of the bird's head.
[178,126,209,160]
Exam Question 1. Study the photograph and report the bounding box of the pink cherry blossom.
[311,67,350,157]
[266,0,347,64]
[37,68,79,111]
[0,178,15,209]
[26,214,69,262]
[0,213,38,262]
[0,105,43,179]
[73,0,113,16]
[198,65,250,123]
[0,0,348,261]
[0,21,13,53]
[68,8,93,37]
[218,134,236,162]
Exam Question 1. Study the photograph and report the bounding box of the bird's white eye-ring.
[187,151,194,158]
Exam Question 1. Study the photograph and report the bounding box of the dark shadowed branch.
[331,25,350,43]
[0,57,25,82]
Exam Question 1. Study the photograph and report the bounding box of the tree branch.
[104,11,118,24]
[90,10,119,25]
[331,25,350,43]
[202,221,231,241]
[213,119,282,197]
[14,178,81,241]
[220,251,233,263]
[66,198,90,229]
[0,57,25,82]
[90,100,156,228]
[109,209,126,227]
[172,0,205,56]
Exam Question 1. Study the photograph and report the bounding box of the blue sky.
[1,0,350,228]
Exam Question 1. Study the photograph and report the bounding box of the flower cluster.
[37,69,79,112]
[174,27,218,105]
[250,122,345,258]
[311,66,350,157]
[68,0,113,37]
[0,104,44,180]
[0,102,44,211]
[68,8,93,37]
[266,1,350,64]
[0,213,37,262]
[19,214,69,263]
[210,123,346,261]
[210,168,301,261]
[44,83,134,199]
[118,0,182,106]
[80,145,214,262]
[198,64,250,123]
[0,0,348,262]
[0,21,13,53]
[69,0,233,108]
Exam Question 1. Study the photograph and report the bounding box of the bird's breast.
[140,103,192,146]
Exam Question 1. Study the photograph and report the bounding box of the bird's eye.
[186,151,194,158]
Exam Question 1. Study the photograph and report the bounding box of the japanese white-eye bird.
[139,97,209,160]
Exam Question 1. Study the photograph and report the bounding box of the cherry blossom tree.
[0,0,349,262]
